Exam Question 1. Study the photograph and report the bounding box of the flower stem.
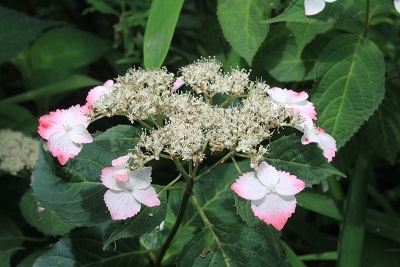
[231,156,243,175]
[155,177,194,266]
[172,156,191,181]
[194,150,236,181]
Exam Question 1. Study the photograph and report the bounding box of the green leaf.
[171,161,250,228]
[143,0,184,68]
[33,224,145,267]
[265,135,345,187]
[217,0,270,66]
[0,74,101,104]
[263,0,340,24]
[0,215,24,250]
[0,104,36,133]
[234,195,284,259]
[366,84,400,164]
[32,125,141,226]
[296,191,343,220]
[311,34,385,149]
[176,224,287,267]
[0,6,61,64]
[0,247,23,267]
[29,27,110,70]
[103,185,167,249]
[287,22,333,57]
[19,188,73,236]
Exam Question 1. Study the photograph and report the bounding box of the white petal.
[325,0,336,2]
[231,172,267,200]
[129,167,152,190]
[69,124,93,144]
[395,0,400,13]
[132,186,161,207]
[275,171,305,196]
[257,161,279,187]
[251,193,297,231]
[104,190,141,220]
[48,130,81,165]
[305,0,326,16]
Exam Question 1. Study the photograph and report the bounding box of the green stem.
[172,156,191,181]
[362,0,370,36]
[231,156,243,175]
[155,178,194,266]
[194,150,236,181]
[137,119,154,131]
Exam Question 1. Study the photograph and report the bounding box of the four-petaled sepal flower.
[231,161,305,230]
[38,105,93,165]
[101,165,161,220]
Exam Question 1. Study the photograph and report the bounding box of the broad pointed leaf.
[176,224,287,266]
[366,84,400,164]
[33,224,145,267]
[217,0,270,65]
[311,35,385,148]
[265,135,345,187]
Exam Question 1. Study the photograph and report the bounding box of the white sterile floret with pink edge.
[231,161,305,231]
[171,77,184,92]
[305,0,337,16]
[301,122,337,162]
[84,80,116,110]
[101,166,161,220]
[102,155,131,182]
[267,87,317,120]
[38,105,93,165]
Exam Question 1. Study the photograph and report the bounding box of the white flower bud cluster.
[0,129,39,175]
[92,59,301,168]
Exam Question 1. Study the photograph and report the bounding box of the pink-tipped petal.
[231,172,267,200]
[68,124,93,144]
[101,166,130,190]
[251,193,297,231]
[113,168,129,182]
[47,131,82,165]
[292,101,317,120]
[257,161,280,187]
[104,190,141,220]
[316,129,337,162]
[275,171,305,196]
[38,111,64,140]
[132,186,161,207]
[112,155,130,167]
[267,87,289,103]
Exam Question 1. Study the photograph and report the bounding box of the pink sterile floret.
[171,77,185,92]
[84,80,116,110]
[101,166,161,220]
[102,155,131,182]
[231,161,305,231]
[267,87,317,120]
[38,105,93,165]
[301,124,337,162]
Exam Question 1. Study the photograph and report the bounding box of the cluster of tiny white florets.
[179,57,250,95]
[94,67,174,122]
[0,129,39,175]
[91,58,302,168]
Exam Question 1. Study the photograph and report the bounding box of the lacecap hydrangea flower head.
[37,57,337,229]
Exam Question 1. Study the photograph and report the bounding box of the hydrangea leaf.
[176,224,287,267]
[263,0,341,24]
[265,135,345,187]
[217,0,270,66]
[32,125,141,226]
[311,34,385,149]
[19,188,73,236]
[103,185,167,249]
[29,27,110,70]
[0,6,61,64]
[33,224,145,267]
[234,195,284,259]
[0,215,24,266]
[143,0,184,68]
[366,84,400,164]
[170,161,251,228]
